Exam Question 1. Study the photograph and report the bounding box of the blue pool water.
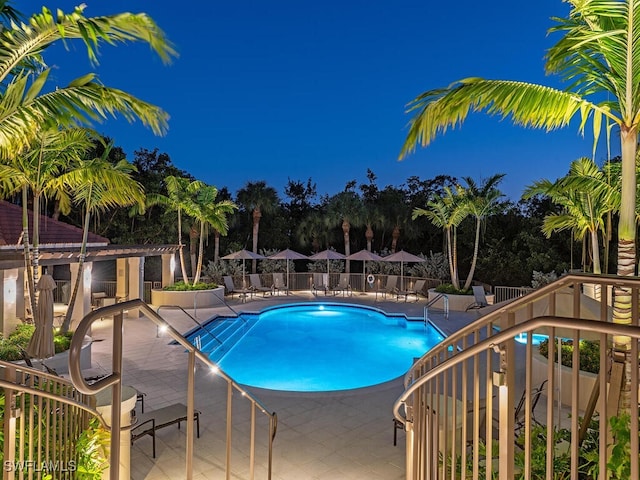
[198,303,444,392]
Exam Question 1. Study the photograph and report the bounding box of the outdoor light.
[493,370,507,387]
[170,255,176,273]
[4,277,16,303]
[83,266,91,286]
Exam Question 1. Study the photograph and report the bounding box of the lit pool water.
[209,303,444,392]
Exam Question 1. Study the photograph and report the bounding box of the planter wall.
[427,288,495,312]
[151,286,225,309]
[532,350,597,412]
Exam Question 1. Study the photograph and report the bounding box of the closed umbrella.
[267,249,309,288]
[221,249,266,288]
[26,274,57,360]
[346,249,383,292]
[382,250,425,291]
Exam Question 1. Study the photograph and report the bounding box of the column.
[116,258,128,300]
[127,257,144,317]
[69,262,92,325]
[161,253,175,288]
[0,269,19,336]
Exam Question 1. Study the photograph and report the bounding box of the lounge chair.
[377,275,398,299]
[466,286,489,311]
[223,276,252,302]
[273,272,290,295]
[514,380,547,436]
[312,272,329,295]
[249,274,274,296]
[331,273,352,296]
[396,279,426,303]
[131,402,201,458]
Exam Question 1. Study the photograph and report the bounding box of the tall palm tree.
[523,158,618,278]
[57,146,145,333]
[399,1,640,407]
[458,174,506,290]
[146,176,205,285]
[297,211,328,253]
[184,185,237,284]
[327,190,363,273]
[0,127,94,318]
[236,181,279,273]
[412,187,467,289]
[0,5,176,159]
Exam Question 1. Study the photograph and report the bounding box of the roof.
[0,200,109,246]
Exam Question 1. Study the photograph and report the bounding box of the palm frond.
[399,78,615,159]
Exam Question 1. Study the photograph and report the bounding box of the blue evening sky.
[21,1,612,201]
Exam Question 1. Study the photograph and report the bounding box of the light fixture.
[170,255,176,274]
[492,370,507,387]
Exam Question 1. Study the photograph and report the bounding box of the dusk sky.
[22,1,611,201]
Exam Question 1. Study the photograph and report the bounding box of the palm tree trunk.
[193,222,205,284]
[343,219,351,273]
[445,227,458,290]
[391,225,400,253]
[21,187,37,321]
[252,208,261,273]
[60,205,92,334]
[613,129,637,412]
[365,224,374,252]
[177,209,190,286]
[214,230,220,262]
[189,224,198,278]
[463,218,482,290]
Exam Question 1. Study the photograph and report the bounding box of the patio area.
[86,291,478,479]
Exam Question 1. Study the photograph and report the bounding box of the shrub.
[434,284,472,295]
[0,324,75,361]
[538,338,600,374]
[163,281,218,291]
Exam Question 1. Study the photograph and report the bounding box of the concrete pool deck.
[86,291,480,479]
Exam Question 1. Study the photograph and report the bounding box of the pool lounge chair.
[249,274,274,296]
[331,273,352,296]
[466,286,489,311]
[223,276,252,301]
[312,272,329,295]
[377,275,398,299]
[272,272,290,295]
[396,279,426,302]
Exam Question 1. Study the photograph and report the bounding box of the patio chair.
[514,379,547,436]
[312,272,329,295]
[249,274,274,297]
[223,276,252,301]
[272,272,290,295]
[377,275,398,299]
[331,273,352,296]
[466,286,489,311]
[396,279,426,302]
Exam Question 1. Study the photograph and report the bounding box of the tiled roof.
[0,200,109,246]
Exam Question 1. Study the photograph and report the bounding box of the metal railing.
[156,304,224,346]
[394,273,640,480]
[69,299,277,480]
[493,285,536,303]
[424,293,449,321]
[0,361,106,479]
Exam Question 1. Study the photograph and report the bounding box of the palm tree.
[57,145,145,333]
[184,185,237,284]
[146,176,205,285]
[458,174,506,290]
[523,158,618,278]
[412,187,467,289]
[0,5,176,159]
[297,211,328,253]
[0,127,94,318]
[327,190,363,273]
[236,181,279,273]
[399,1,640,407]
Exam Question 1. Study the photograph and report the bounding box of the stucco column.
[69,262,92,325]
[161,253,175,288]
[127,257,144,317]
[116,258,128,300]
[0,269,20,337]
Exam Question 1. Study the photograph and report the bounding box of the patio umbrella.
[267,249,309,287]
[346,249,383,292]
[309,249,346,275]
[26,274,57,360]
[221,249,266,288]
[382,250,425,291]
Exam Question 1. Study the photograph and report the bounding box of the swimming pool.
[190,303,444,392]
